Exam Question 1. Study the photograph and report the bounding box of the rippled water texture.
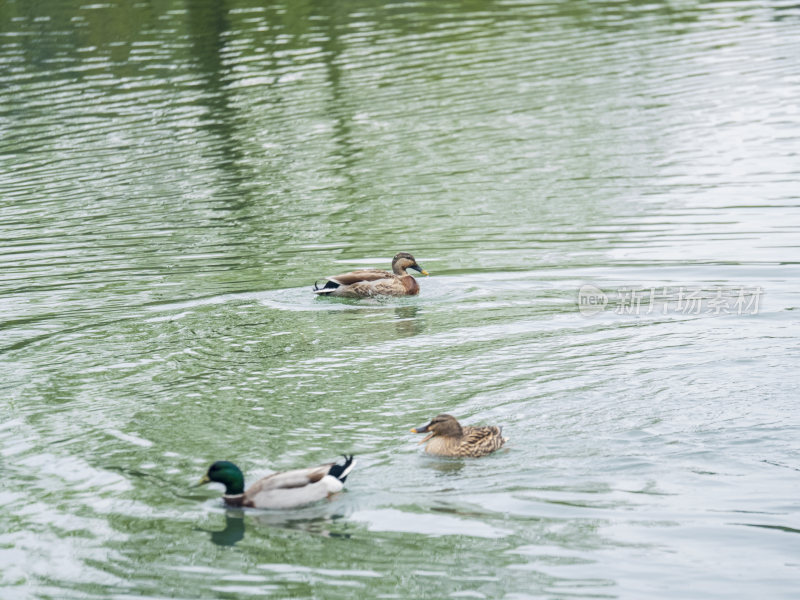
[2,0,799,598]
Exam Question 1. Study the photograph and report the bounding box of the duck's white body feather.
[223,460,355,510]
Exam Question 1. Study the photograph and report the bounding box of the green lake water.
[2,0,799,598]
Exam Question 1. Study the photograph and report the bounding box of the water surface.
[2,0,799,598]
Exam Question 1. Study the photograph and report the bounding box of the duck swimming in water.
[313,252,428,298]
[411,414,506,458]
[197,456,355,509]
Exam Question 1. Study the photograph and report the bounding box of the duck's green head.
[198,461,245,495]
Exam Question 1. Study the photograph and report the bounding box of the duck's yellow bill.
[196,474,211,487]
[410,428,419,433]
[421,270,430,276]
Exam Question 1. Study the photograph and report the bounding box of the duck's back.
[425,426,506,457]
[328,269,393,286]
[460,425,505,457]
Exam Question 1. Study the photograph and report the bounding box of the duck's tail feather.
[327,455,356,483]
[312,279,340,294]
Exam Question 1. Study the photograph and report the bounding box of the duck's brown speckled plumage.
[411,414,507,458]
[313,252,428,298]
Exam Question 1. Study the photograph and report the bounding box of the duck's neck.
[224,478,245,495]
[426,435,461,455]
[223,494,245,507]
[402,275,420,295]
[392,264,408,275]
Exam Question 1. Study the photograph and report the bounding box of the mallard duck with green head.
[313,252,429,298]
[198,455,355,509]
[411,414,506,458]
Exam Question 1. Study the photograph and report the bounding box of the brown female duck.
[410,414,507,458]
[313,252,428,298]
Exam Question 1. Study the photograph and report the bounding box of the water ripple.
[2,0,800,598]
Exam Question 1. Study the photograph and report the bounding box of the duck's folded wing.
[347,278,406,296]
[246,464,334,494]
[463,426,506,449]
[327,269,393,286]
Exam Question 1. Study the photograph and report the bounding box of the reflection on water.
[423,456,467,477]
[203,507,357,547]
[392,305,424,338]
[2,0,800,598]
[206,511,246,547]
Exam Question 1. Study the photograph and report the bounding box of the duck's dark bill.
[410,424,430,433]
